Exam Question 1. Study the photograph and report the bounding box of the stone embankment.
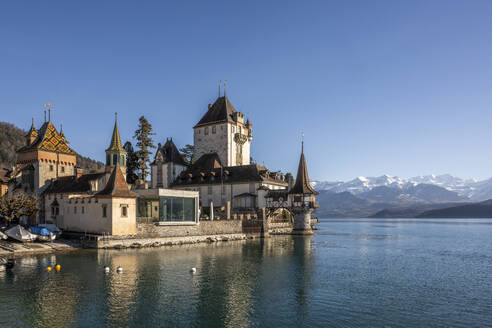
[89,233,254,249]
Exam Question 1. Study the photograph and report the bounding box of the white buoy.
[190,267,196,273]
[116,266,123,273]
[104,266,110,273]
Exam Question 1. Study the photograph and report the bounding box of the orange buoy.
[54,264,61,271]
[46,266,52,272]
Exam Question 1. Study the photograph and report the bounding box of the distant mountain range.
[313,174,492,201]
[313,174,492,218]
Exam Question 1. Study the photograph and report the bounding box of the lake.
[1,218,492,327]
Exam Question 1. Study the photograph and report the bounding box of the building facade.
[150,139,187,189]
[193,96,252,167]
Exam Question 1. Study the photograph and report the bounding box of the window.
[212,126,216,134]
[121,205,128,217]
[55,207,59,216]
[249,183,256,193]
[82,206,85,214]
[204,127,209,135]
[74,206,77,214]
[113,154,117,166]
[102,204,107,218]
[61,166,65,173]
[120,155,125,166]
[49,165,54,172]
[158,196,195,222]
[106,154,110,166]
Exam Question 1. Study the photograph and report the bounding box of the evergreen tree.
[179,144,195,165]
[123,141,139,184]
[133,116,155,181]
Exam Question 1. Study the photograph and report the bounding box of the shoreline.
[0,233,263,257]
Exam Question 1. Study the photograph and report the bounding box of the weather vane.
[43,103,54,121]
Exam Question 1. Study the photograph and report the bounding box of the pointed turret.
[25,118,38,146]
[59,124,67,143]
[97,166,136,197]
[289,142,318,195]
[106,113,125,152]
[105,113,127,173]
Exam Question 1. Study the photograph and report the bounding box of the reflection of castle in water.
[5,237,314,327]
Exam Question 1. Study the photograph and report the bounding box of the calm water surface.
[1,218,492,327]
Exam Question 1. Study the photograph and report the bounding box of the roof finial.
[218,80,222,97]
[31,117,34,126]
[43,103,54,122]
[115,112,118,122]
[223,79,227,97]
[301,131,304,154]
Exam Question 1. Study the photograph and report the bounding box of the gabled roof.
[172,153,288,187]
[97,166,136,198]
[106,115,125,152]
[152,139,187,166]
[289,149,318,195]
[17,121,76,155]
[194,96,238,127]
[44,172,106,194]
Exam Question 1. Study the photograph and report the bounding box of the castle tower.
[193,96,252,167]
[289,141,318,235]
[105,113,127,174]
[16,118,77,194]
[150,138,187,188]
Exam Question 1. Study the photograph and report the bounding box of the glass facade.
[137,196,196,223]
[159,196,195,222]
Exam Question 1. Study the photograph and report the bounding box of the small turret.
[105,113,127,174]
[25,118,38,146]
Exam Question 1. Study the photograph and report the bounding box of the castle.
[10,91,317,236]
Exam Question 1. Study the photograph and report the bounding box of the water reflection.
[0,236,315,327]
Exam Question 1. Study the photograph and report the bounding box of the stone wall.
[136,220,243,238]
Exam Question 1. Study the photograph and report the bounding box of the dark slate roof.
[152,139,187,166]
[289,151,318,195]
[97,166,136,197]
[194,96,238,128]
[172,153,288,187]
[44,172,106,194]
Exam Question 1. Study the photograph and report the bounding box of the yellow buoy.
[46,266,52,272]
[55,264,61,271]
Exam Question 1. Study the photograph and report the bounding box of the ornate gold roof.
[18,121,77,155]
[106,115,125,152]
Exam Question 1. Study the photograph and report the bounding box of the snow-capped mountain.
[312,174,492,201]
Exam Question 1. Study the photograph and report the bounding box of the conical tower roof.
[97,166,136,197]
[25,118,38,138]
[289,144,317,195]
[106,113,125,152]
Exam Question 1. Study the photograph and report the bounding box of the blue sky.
[1,0,492,181]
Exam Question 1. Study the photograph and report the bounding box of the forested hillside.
[0,122,103,171]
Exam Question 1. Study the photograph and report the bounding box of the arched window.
[113,154,117,166]
[106,154,110,166]
[120,155,125,166]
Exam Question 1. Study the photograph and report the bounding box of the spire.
[60,124,67,142]
[25,118,38,138]
[106,112,125,152]
[289,140,317,195]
